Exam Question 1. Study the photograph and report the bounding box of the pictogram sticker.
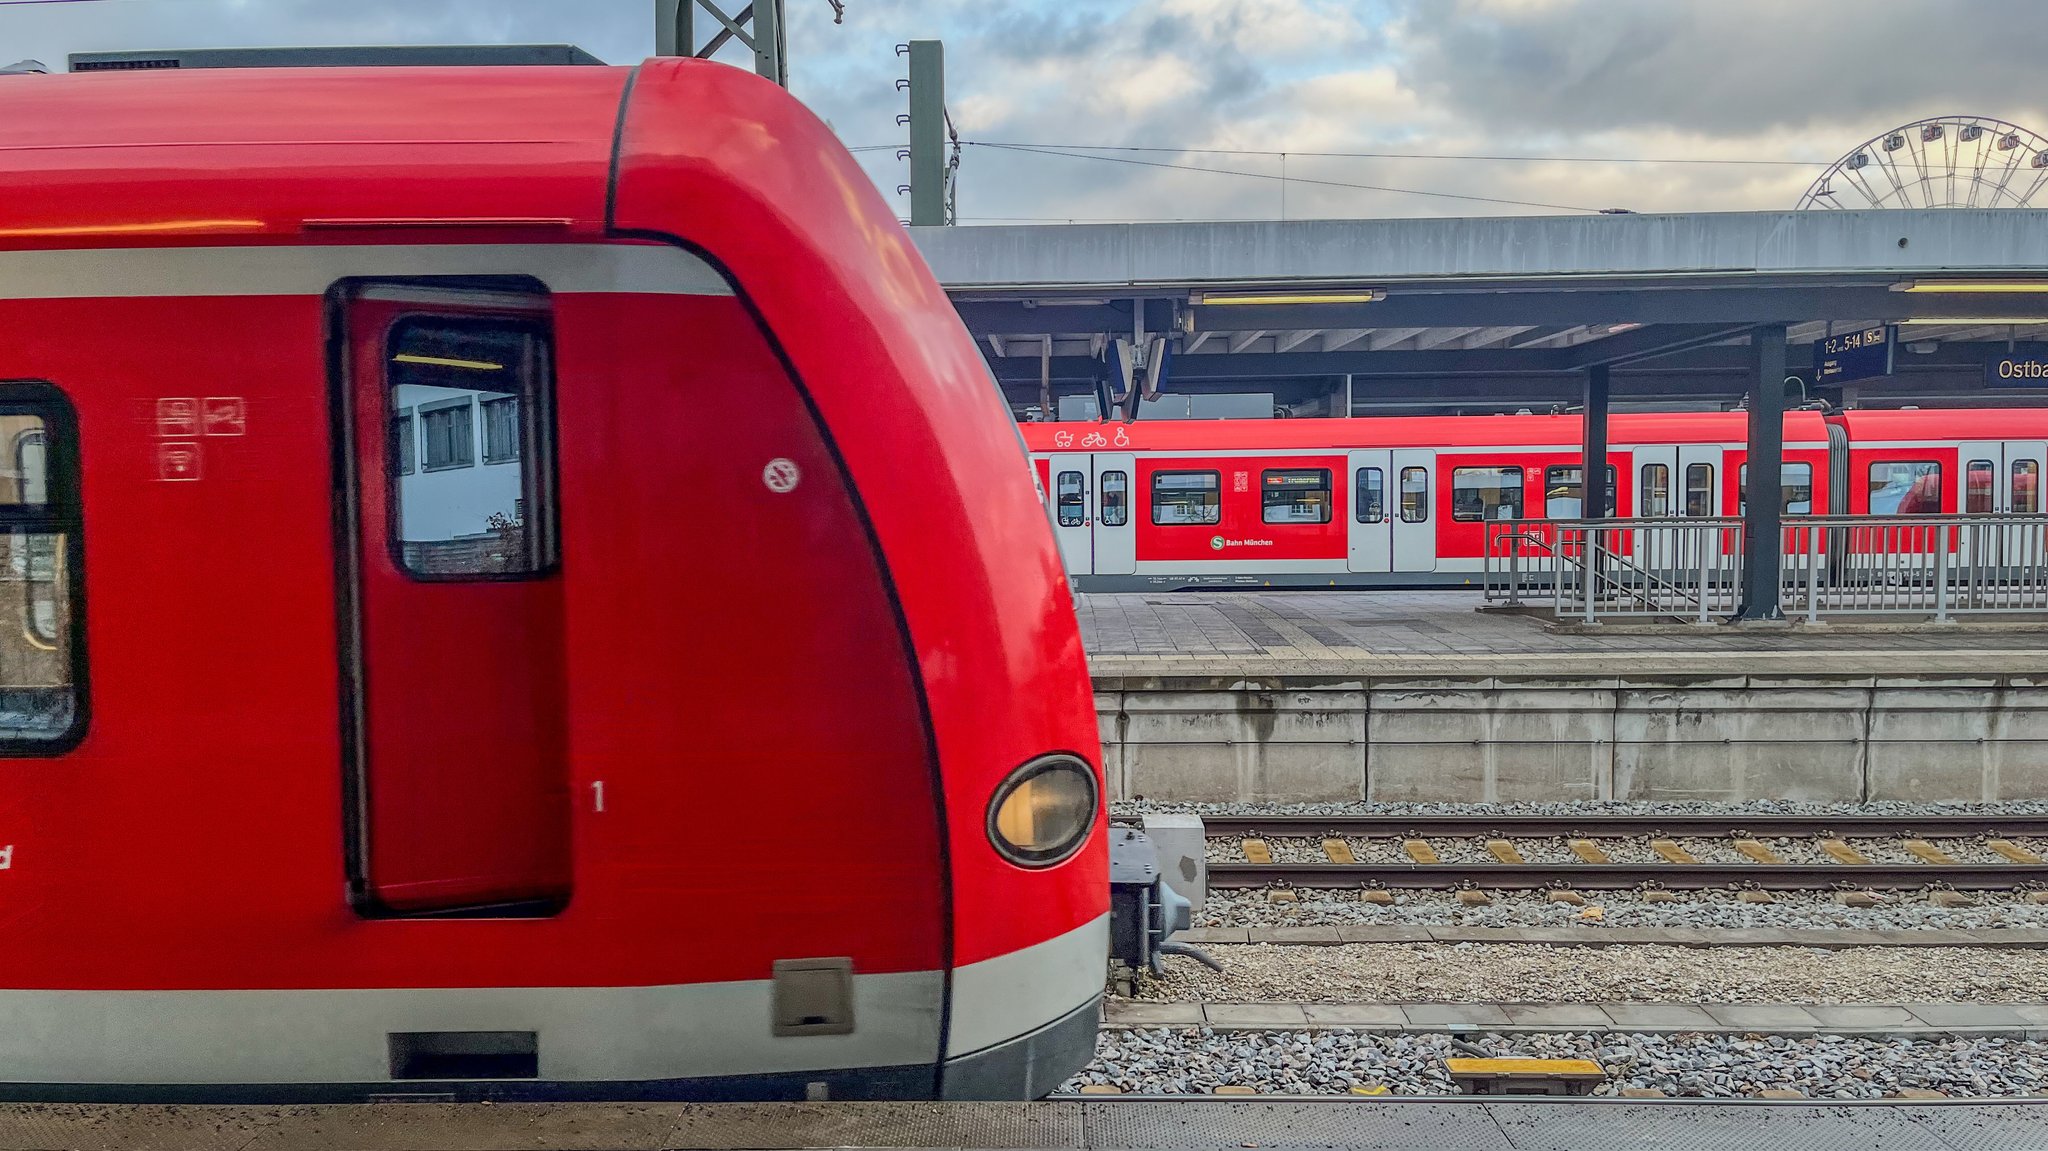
[763,458,802,493]
[156,397,200,438]
[202,396,247,436]
[156,442,202,482]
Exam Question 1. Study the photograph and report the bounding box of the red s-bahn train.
[1024,409,2045,589]
[0,59,1105,1100]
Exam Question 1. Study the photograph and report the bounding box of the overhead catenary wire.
[963,140,1833,167]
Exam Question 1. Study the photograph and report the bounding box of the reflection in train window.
[1055,470,1086,527]
[1684,463,1715,517]
[1100,471,1129,526]
[1543,465,1617,518]
[1867,461,1942,515]
[1640,464,1670,516]
[1262,468,1332,525]
[1451,467,1524,522]
[1355,468,1384,524]
[1737,463,1815,514]
[1967,460,1995,513]
[0,397,82,748]
[389,316,556,576]
[1151,470,1221,525]
[390,409,415,476]
[1399,467,1429,523]
[2016,459,2041,514]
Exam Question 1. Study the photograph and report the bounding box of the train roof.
[1830,408,2048,440]
[1019,411,1835,451]
[0,64,637,242]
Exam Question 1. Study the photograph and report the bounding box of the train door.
[1346,450,1392,573]
[1390,449,1437,572]
[1959,439,2046,569]
[340,286,570,915]
[1091,453,1136,576]
[1632,445,1724,567]
[1049,455,1093,575]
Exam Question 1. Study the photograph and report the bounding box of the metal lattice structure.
[1798,115,2048,209]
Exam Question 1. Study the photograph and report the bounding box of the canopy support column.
[1738,324,1787,623]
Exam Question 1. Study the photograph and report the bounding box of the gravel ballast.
[1135,943,2048,1004]
[1197,888,2048,932]
[1118,798,2048,819]
[1063,1028,2048,1098]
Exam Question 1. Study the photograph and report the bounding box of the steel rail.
[1206,862,2048,891]
[1198,814,2048,838]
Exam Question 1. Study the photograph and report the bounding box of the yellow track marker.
[1568,839,1610,864]
[1321,838,1356,865]
[1485,839,1526,865]
[1733,838,1784,865]
[1903,839,1956,865]
[1240,838,1273,864]
[1650,839,1698,865]
[1989,839,2044,864]
[1402,839,1440,865]
[1818,839,1871,866]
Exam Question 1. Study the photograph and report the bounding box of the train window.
[390,317,557,576]
[1966,460,1996,513]
[2016,459,2041,514]
[1641,464,1670,516]
[1452,466,1524,522]
[1101,471,1129,527]
[1867,461,1942,515]
[1152,471,1221,525]
[1543,465,1617,518]
[1684,463,1715,516]
[1055,470,1086,527]
[1355,468,1385,524]
[1262,468,1332,524]
[0,393,82,749]
[1737,463,1815,514]
[1399,467,1429,523]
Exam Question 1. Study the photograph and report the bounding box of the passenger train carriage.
[0,59,1105,1100]
[1025,411,2046,589]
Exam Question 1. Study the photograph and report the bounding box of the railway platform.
[1078,591,2048,805]
[12,1098,2047,1150]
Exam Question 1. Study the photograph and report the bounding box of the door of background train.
[1091,453,1136,576]
[1346,449,1435,575]
[1631,445,1725,570]
[1959,439,2047,570]
[1048,456,1092,575]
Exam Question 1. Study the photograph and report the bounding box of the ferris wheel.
[1797,115,2048,209]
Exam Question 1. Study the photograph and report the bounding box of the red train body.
[1023,410,2046,588]
[0,61,1104,1100]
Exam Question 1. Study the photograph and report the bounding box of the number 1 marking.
[590,780,606,812]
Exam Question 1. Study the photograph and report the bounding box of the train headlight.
[986,755,1098,867]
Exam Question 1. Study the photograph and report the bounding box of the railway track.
[1202,813,2048,892]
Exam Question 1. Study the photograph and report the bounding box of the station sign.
[1988,345,2048,386]
[1814,324,1894,384]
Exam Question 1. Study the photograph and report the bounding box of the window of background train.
[1100,471,1130,526]
[1451,466,1524,522]
[1543,465,1617,518]
[1261,468,1332,524]
[2017,460,2041,514]
[1640,464,1670,516]
[387,318,557,576]
[1399,467,1429,522]
[0,400,80,746]
[1055,470,1086,527]
[1684,463,1715,516]
[1967,460,1995,512]
[1151,471,1221,525]
[1867,461,1942,515]
[1355,468,1385,523]
[1737,463,1815,514]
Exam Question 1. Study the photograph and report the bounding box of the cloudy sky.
[4,0,2041,222]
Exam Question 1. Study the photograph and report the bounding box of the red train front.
[0,58,1104,1100]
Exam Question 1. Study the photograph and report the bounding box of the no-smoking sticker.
[763,458,801,493]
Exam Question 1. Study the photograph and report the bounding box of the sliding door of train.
[1347,449,1435,575]
[1631,444,1725,573]
[1959,439,2047,571]
[1092,452,1136,576]
[1048,456,1092,575]
[340,287,570,915]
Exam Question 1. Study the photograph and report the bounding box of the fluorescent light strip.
[392,352,505,371]
[1897,281,2048,293]
[1198,292,1384,306]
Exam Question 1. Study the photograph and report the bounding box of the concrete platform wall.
[1095,675,2048,804]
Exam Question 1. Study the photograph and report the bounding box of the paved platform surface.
[1107,998,2048,1037]
[9,1099,2047,1150]
[1078,591,2048,677]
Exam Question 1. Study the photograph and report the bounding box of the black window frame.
[417,396,475,472]
[1055,469,1087,528]
[1684,462,1716,517]
[1399,466,1430,523]
[1451,465,1526,523]
[1100,470,1129,527]
[1355,467,1385,524]
[2016,459,2042,514]
[1640,463,1671,517]
[1151,469,1222,526]
[1260,467,1333,525]
[0,382,87,755]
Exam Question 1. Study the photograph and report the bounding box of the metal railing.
[1486,513,2048,623]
